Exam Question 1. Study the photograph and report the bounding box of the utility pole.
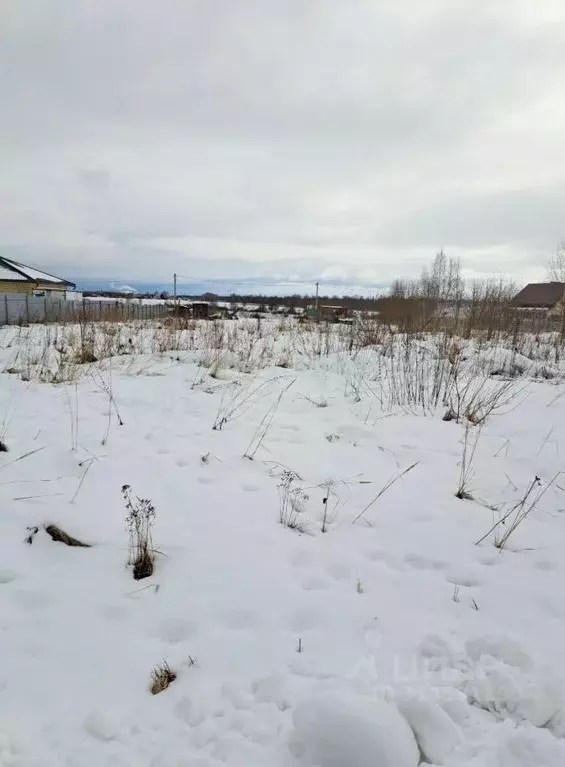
[315,282,319,311]
[173,273,177,306]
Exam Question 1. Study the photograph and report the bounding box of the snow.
[0,319,565,765]
[0,264,23,281]
[3,259,66,283]
[290,689,419,767]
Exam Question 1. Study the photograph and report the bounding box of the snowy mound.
[290,689,419,767]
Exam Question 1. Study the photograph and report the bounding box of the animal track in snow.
[291,550,315,569]
[100,604,130,624]
[301,576,330,591]
[11,589,50,610]
[365,549,388,563]
[535,560,558,572]
[404,554,447,571]
[155,617,199,644]
[364,550,404,571]
[222,608,260,630]
[84,711,121,742]
[241,484,260,493]
[411,513,433,523]
[0,570,17,584]
[291,605,323,631]
[445,571,481,588]
[326,561,351,580]
[477,554,500,567]
[197,475,215,485]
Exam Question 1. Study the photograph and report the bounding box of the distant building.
[511,282,565,317]
[0,257,75,295]
[306,304,351,321]
[168,301,210,320]
[192,302,210,319]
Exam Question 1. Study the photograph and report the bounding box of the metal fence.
[0,294,169,326]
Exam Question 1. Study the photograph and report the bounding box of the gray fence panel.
[0,295,168,326]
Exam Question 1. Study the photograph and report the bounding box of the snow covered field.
[1,318,565,766]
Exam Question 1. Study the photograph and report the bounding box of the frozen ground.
[1,319,565,766]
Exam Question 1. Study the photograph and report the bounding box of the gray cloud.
[1,0,565,288]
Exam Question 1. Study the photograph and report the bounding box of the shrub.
[278,470,308,532]
[122,485,156,580]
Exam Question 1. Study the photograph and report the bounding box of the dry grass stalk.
[25,525,39,545]
[353,462,419,525]
[475,474,560,549]
[243,378,295,460]
[455,422,482,500]
[122,484,156,580]
[213,376,281,431]
[150,661,177,695]
[278,470,308,532]
[0,446,46,473]
[44,523,91,547]
[319,479,341,533]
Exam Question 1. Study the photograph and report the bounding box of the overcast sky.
[2,0,565,289]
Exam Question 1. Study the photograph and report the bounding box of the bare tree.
[389,278,410,298]
[547,241,565,282]
[417,251,463,303]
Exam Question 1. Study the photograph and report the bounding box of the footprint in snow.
[222,608,260,630]
[301,576,330,592]
[477,554,500,567]
[535,560,558,572]
[291,550,315,569]
[84,711,121,742]
[411,513,433,523]
[241,484,260,493]
[291,605,324,631]
[405,554,447,572]
[155,617,199,644]
[100,604,130,624]
[365,549,388,563]
[326,561,351,580]
[365,550,405,571]
[197,476,215,485]
[11,589,50,610]
[445,571,481,588]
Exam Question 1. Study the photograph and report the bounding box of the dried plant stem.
[353,462,418,525]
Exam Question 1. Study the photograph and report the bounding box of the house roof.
[511,282,565,308]
[0,257,75,288]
